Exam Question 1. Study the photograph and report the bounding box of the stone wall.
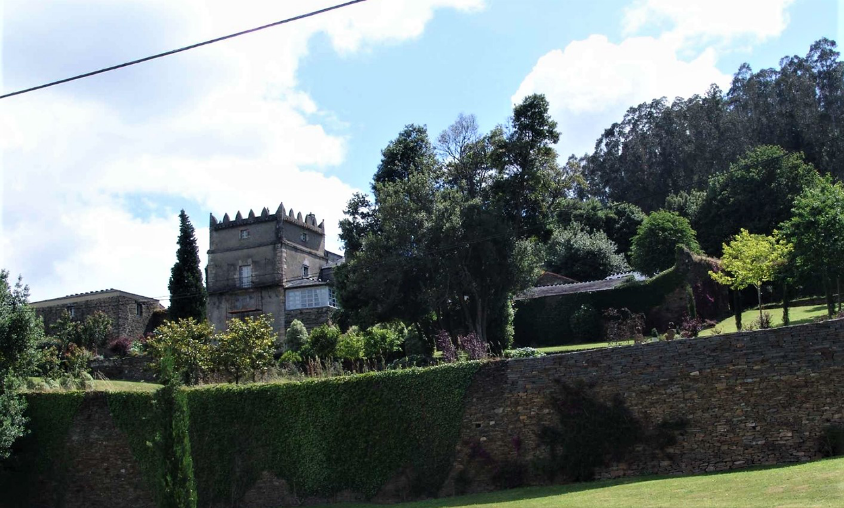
[445,318,844,493]
[5,319,843,507]
[36,296,162,341]
[285,306,334,331]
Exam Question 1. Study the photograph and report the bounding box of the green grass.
[89,379,161,392]
[536,340,634,354]
[325,457,844,508]
[700,304,830,336]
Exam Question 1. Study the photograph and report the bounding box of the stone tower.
[206,203,342,340]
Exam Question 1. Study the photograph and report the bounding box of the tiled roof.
[515,275,635,301]
[30,288,160,307]
[284,277,330,289]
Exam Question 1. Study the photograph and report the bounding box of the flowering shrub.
[435,330,457,363]
[459,332,488,360]
[108,337,134,358]
[679,315,717,338]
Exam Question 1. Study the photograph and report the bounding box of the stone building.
[31,289,164,339]
[206,202,343,341]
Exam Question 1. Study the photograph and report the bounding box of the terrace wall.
[2,318,843,507]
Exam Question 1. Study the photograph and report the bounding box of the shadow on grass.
[323,459,840,508]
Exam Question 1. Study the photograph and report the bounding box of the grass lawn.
[699,304,830,336]
[536,340,633,354]
[325,457,844,508]
[88,379,161,392]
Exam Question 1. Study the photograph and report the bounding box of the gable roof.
[515,275,634,301]
[30,289,161,308]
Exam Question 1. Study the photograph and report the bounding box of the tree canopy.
[582,39,843,213]
[629,211,701,275]
[336,96,564,353]
[709,229,792,323]
[780,177,844,316]
[168,210,207,322]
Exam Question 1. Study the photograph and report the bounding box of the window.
[328,288,337,307]
[238,265,252,288]
[300,232,308,243]
[286,287,327,310]
[136,302,143,316]
[240,229,250,239]
[302,264,309,278]
[66,306,75,318]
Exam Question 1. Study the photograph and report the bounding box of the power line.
[0,0,368,100]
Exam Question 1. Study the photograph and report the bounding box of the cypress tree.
[168,210,207,322]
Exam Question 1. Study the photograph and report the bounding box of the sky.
[1,0,841,304]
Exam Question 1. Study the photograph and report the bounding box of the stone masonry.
[444,318,844,493]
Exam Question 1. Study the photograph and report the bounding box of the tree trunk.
[756,284,763,325]
[733,290,742,331]
[837,277,841,314]
[782,282,790,326]
[824,271,835,318]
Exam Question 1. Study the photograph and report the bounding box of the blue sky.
[0,0,841,303]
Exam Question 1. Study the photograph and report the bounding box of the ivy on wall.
[186,362,479,506]
[514,267,685,347]
[0,391,84,507]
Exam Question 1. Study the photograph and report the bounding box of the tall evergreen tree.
[168,210,207,322]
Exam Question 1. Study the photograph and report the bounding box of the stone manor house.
[206,202,343,339]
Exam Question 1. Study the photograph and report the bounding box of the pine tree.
[168,210,207,322]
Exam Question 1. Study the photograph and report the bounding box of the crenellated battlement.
[210,201,324,232]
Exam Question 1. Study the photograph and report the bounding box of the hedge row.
[186,362,479,505]
[0,391,85,507]
[3,363,480,508]
[514,267,685,347]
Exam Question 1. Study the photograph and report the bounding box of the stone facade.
[31,289,164,340]
[444,318,844,493]
[206,203,341,341]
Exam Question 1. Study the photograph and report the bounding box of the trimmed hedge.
[514,267,685,347]
[0,391,84,507]
[186,362,479,505]
[2,363,479,507]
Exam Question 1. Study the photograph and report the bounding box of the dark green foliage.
[584,39,844,212]
[0,376,27,461]
[308,324,341,358]
[373,124,438,187]
[186,362,479,505]
[0,391,83,505]
[696,146,821,255]
[0,271,42,375]
[780,177,844,317]
[361,325,403,360]
[630,211,700,275]
[545,224,629,281]
[514,267,685,347]
[568,304,601,342]
[168,210,207,322]
[108,356,196,508]
[819,425,844,457]
[664,190,705,223]
[538,381,642,481]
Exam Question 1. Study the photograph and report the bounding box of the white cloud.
[623,0,794,46]
[0,0,483,303]
[512,0,793,157]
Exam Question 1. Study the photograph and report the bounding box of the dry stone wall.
[446,318,844,493]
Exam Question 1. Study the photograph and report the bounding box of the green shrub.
[569,304,601,342]
[278,350,302,365]
[308,324,341,358]
[387,354,434,369]
[403,326,433,357]
[284,319,308,352]
[362,325,403,360]
[820,425,844,457]
[504,347,546,359]
[630,210,700,275]
[335,327,365,360]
